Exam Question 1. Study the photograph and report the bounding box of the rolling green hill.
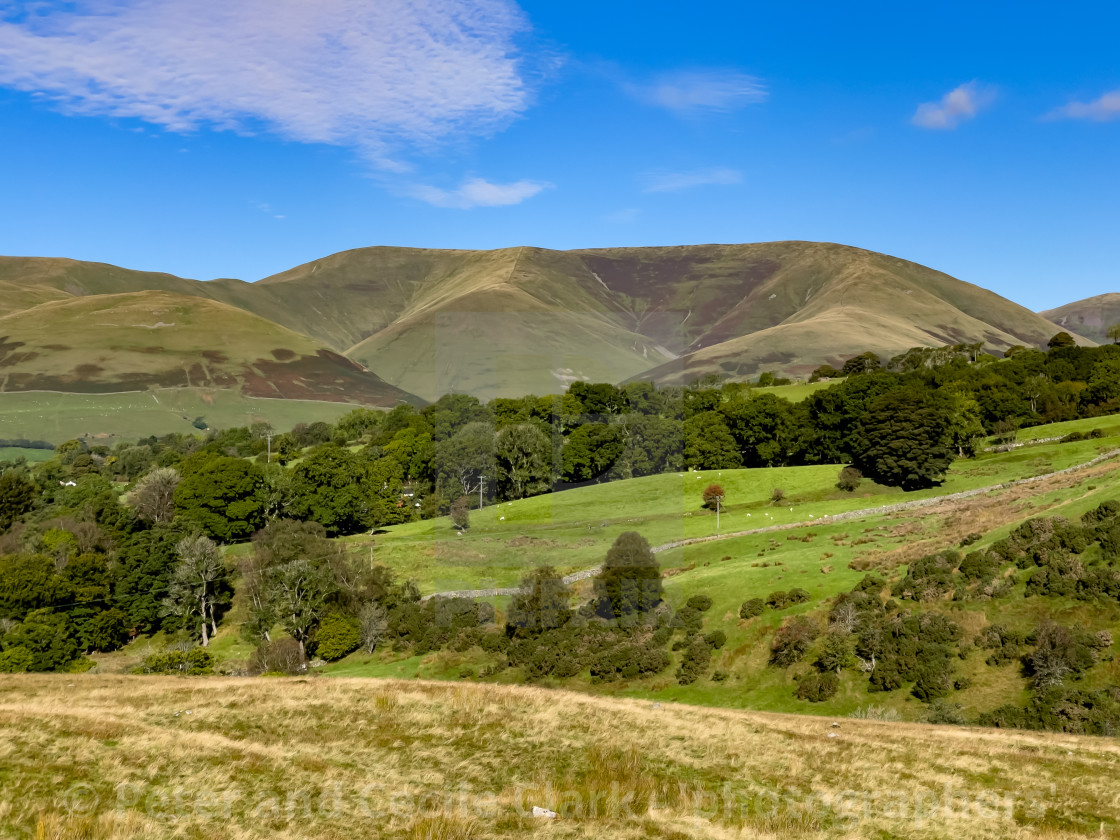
[1041,293,1120,344]
[0,242,1095,403]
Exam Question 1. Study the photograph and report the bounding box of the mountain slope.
[0,291,421,406]
[0,242,1096,402]
[1041,293,1120,344]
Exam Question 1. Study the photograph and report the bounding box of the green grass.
[337,432,1119,593]
[1003,414,1120,443]
[753,380,833,401]
[306,419,1120,720]
[0,445,55,463]
[0,388,357,444]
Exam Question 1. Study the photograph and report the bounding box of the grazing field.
[1,675,1116,840]
[0,445,55,463]
[0,388,357,445]
[752,380,834,401]
[337,432,1120,593]
[303,428,1120,718]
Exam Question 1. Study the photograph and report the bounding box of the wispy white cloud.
[627,70,767,115]
[1046,89,1120,122]
[408,177,550,209]
[0,0,531,164]
[911,81,996,130]
[642,168,742,193]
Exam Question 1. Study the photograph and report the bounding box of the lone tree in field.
[1107,323,1120,344]
[594,531,663,624]
[702,483,725,510]
[850,389,955,490]
[450,495,470,530]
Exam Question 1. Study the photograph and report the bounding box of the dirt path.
[422,448,1120,601]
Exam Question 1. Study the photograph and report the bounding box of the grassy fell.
[2,675,1118,839]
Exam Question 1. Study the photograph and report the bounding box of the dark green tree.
[0,470,38,530]
[2,609,80,671]
[561,423,624,483]
[1047,331,1076,350]
[683,412,741,470]
[593,532,663,623]
[173,456,266,541]
[849,390,956,490]
[494,422,552,500]
[286,444,370,535]
[114,524,189,633]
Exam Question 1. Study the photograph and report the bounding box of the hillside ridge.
[0,242,1096,401]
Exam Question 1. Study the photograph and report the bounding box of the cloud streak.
[628,70,766,115]
[642,168,742,193]
[408,177,551,209]
[0,0,531,162]
[912,81,996,130]
[1046,90,1120,122]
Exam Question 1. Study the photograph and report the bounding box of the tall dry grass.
[0,675,1116,839]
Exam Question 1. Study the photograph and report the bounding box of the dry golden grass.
[0,676,1117,839]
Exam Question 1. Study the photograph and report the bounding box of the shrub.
[673,605,703,634]
[739,598,764,619]
[0,647,33,673]
[770,617,820,667]
[701,484,725,510]
[314,612,361,661]
[1027,622,1098,690]
[787,588,810,605]
[795,672,839,702]
[815,630,856,673]
[686,594,713,612]
[766,590,790,609]
[450,495,470,530]
[711,670,728,682]
[248,638,307,675]
[836,466,862,492]
[140,648,214,675]
[926,699,966,725]
[770,487,786,505]
[704,630,727,650]
[676,636,712,685]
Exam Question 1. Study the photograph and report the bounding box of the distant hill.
[1041,293,1120,345]
[0,243,1096,403]
[0,290,421,406]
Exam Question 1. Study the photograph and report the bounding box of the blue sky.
[0,0,1118,310]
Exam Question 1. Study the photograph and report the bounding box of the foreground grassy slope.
[1,675,1116,840]
[0,389,359,445]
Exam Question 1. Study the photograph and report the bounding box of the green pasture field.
[0,388,356,444]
